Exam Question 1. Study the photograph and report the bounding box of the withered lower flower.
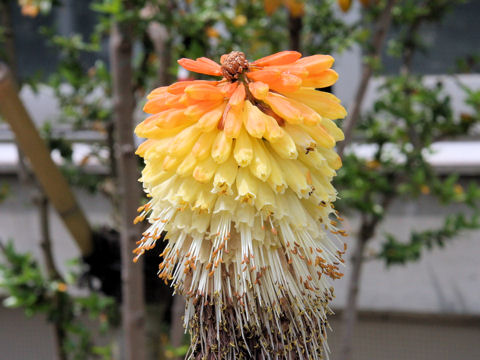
[134,50,347,359]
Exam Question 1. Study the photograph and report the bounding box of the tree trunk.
[170,295,186,359]
[109,11,147,360]
[146,19,185,356]
[147,21,173,87]
[338,221,370,360]
[288,13,302,52]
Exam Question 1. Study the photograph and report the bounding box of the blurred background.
[0,0,479,359]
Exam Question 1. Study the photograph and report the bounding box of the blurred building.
[1,1,480,359]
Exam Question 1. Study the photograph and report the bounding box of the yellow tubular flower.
[233,127,254,167]
[135,50,347,359]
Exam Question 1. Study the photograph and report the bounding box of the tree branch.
[34,193,67,360]
[339,186,396,360]
[35,194,62,281]
[338,221,368,360]
[0,64,93,255]
[338,0,397,157]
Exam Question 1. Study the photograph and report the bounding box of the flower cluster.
[135,50,347,359]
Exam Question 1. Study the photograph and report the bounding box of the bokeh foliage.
[0,241,118,359]
[337,75,480,264]
[336,0,480,266]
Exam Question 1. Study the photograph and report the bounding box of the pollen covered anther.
[221,51,250,81]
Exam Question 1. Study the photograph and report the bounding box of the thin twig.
[34,193,67,360]
[35,194,62,281]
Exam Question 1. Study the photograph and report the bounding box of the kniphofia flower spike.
[135,50,347,359]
